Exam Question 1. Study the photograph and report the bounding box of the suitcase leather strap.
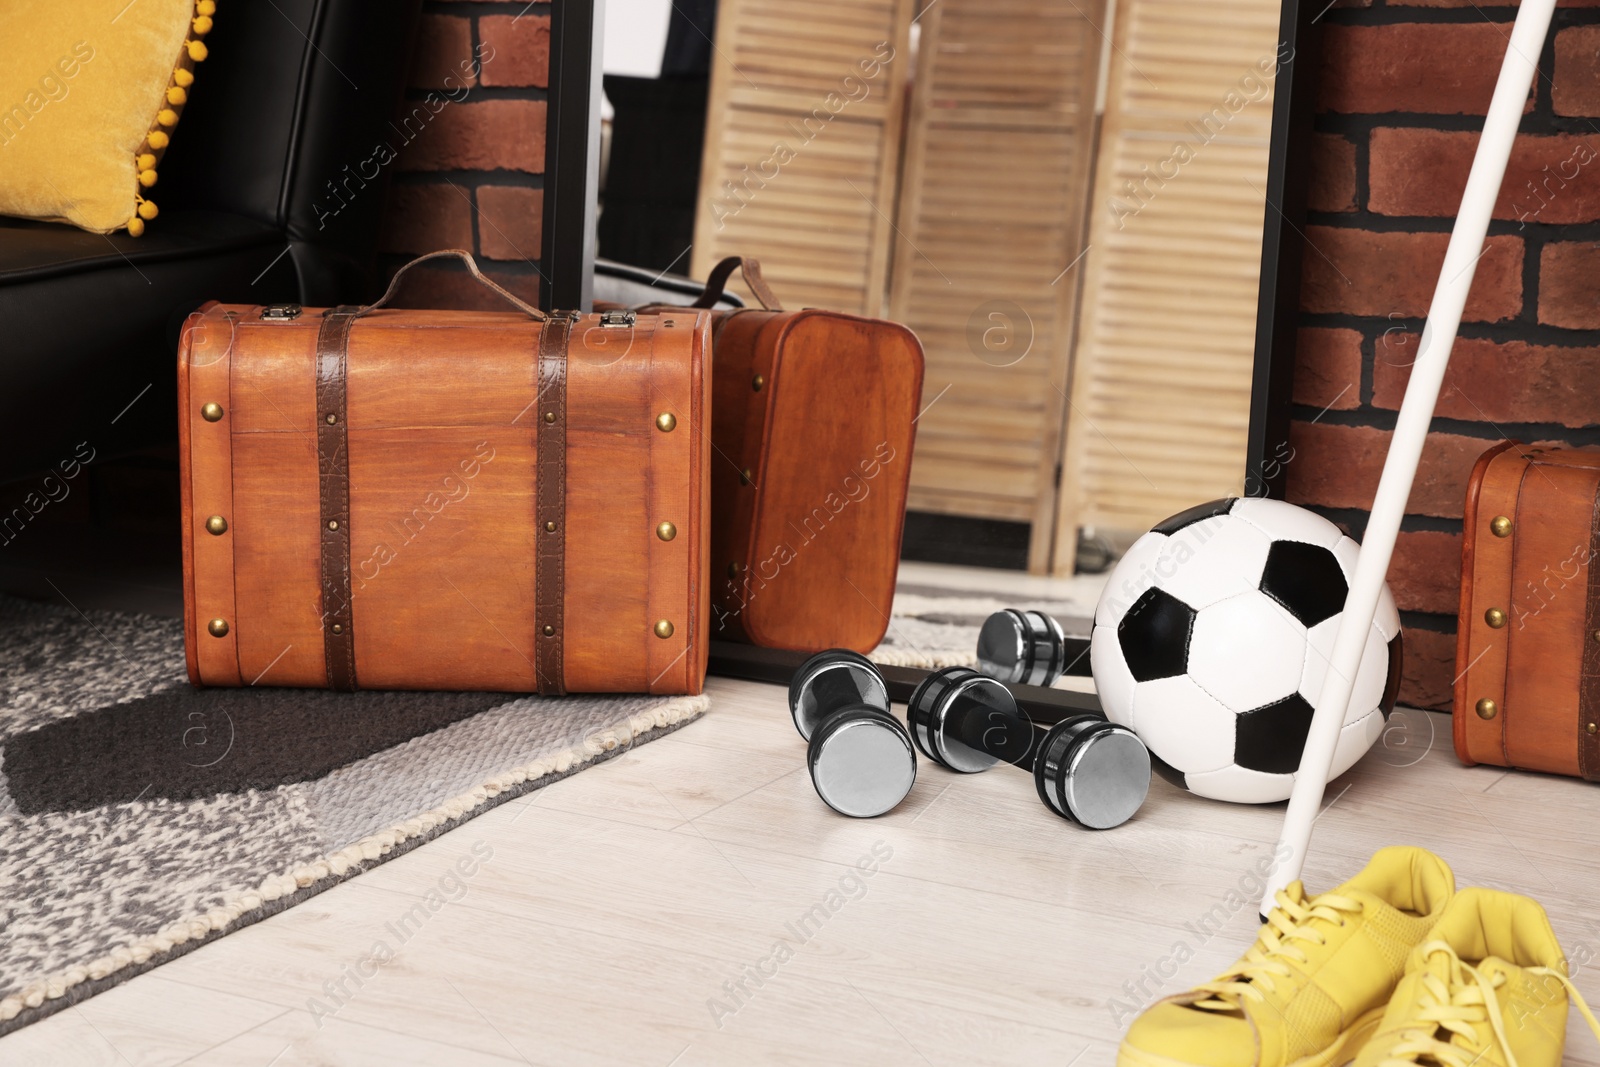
[317,306,360,692]
[536,315,574,695]
[1583,484,1600,780]
[691,256,783,311]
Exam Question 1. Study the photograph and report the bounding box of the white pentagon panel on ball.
[1147,514,1273,611]
[1230,497,1345,549]
[1332,536,1360,582]
[1374,582,1402,642]
[1187,591,1307,713]
[1127,675,1237,774]
[1090,626,1138,727]
[1299,618,1390,726]
[1184,763,1293,804]
[1328,707,1385,780]
[1095,530,1171,628]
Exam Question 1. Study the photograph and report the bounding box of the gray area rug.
[0,596,708,1035]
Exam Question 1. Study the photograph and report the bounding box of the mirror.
[595,0,1308,675]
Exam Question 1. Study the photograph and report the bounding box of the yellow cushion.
[0,0,215,235]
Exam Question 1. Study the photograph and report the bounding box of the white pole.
[1260,0,1556,918]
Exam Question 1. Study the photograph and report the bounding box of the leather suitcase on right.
[641,257,924,653]
[1455,440,1600,779]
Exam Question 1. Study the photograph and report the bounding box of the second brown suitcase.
[178,250,711,695]
[1455,440,1600,779]
[646,257,924,654]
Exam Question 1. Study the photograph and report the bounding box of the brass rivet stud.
[739,468,754,485]
[1490,515,1513,538]
[1484,607,1507,629]
[326,413,337,425]
[331,623,343,635]
[544,411,556,424]
[327,520,339,531]
[1589,722,1598,735]
[752,374,766,392]
[201,402,224,422]
[205,514,228,536]
[543,624,555,637]
[545,520,557,533]
[655,412,677,433]
[654,619,674,639]
[728,562,743,580]
[657,521,677,541]
[1476,698,1499,720]
[208,618,229,637]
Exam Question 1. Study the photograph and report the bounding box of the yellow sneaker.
[1118,846,1455,1067]
[1350,887,1600,1067]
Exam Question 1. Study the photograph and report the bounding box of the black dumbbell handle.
[714,642,1102,725]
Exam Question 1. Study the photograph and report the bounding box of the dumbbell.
[787,649,916,818]
[976,608,1070,687]
[906,667,1150,829]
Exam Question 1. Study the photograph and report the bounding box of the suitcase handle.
[355,249,549,321]
[691,256,784,311]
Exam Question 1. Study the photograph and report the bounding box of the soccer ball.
[1090,497,1403,804]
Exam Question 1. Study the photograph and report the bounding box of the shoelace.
[1375,941,1600,1067]
[1191,885,1364,1010]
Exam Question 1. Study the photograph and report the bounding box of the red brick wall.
[377,2,551,308]
[1290,1,1600,709]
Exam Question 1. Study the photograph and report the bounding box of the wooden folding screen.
[887,0,1106,571]
[691,0,915,315]
[1053,0,1282,571]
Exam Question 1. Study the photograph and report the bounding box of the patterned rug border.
[0,694,709,1037]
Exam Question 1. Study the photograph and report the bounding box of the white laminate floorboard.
[5,680,1600,1066]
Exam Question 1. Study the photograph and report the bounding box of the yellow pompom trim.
[127,0,213,236]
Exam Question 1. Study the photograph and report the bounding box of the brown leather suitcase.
[1454,440,1600,779]
[178,251,711,695]
[642,257,924,654]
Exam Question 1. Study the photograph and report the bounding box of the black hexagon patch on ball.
[1118,588,1196,682]
[1234,693,1316,775]
[1259,540,1348,627]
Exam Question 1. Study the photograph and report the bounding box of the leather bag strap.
[536,315,573,695]
[357,249,548,321]
[317,306,360,691]
[1582,482,1600,780]
[690,256,783,311]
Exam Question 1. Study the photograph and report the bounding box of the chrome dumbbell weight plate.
[1033,714,1151,830]
[789,649,914,819]
[976,609,1068,687]
[906,667,1034,774]
[788,648,889,740]
[807,706,917,819]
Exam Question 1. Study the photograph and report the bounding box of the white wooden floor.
[6,678,1600,1066]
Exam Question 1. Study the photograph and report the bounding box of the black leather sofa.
[0,0,421,483]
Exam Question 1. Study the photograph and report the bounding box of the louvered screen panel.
[691,0,915,314]
[1053,0,1282,569]
[889,0,1105,570]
